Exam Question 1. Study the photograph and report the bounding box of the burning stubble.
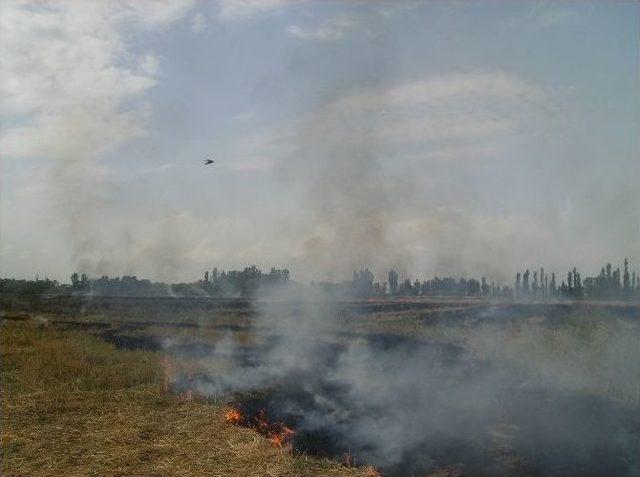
[165,289,640,476]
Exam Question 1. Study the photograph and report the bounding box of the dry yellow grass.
[1,321,366,476]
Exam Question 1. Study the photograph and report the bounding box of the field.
[2,297,639,476]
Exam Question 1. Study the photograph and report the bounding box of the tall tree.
[388,270,399,296]
[623,258,630,293]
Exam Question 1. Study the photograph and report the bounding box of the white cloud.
[139,54,160,76]
[191,12,207,33]
[0,0,193,158]
[381,116,513,143]
[287,15,356,41]
[233,71,548,167]
[335,71,543,112]
[217,0,293,21]
[0,0,195,275]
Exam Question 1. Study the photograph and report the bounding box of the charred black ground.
[218,334,639,476]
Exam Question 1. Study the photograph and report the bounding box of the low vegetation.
[1,321,364,476]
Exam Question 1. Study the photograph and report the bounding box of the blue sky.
[1,1,638,283]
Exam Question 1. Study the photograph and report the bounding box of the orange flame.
[269,424,295,447]
[224,408,242,424]
[225,407,295,447]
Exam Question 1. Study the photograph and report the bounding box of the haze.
[1,0,638,284]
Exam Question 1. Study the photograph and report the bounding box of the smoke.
[244,63,555,281]
[0,1,195,280]
[170,287,640,475]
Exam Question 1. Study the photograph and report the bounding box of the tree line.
[63,266,292,298]
[317,259,639,301]
[515,259,640,300]
[325,268,512,299]
[197,266,290,297]
[2,259,638,301]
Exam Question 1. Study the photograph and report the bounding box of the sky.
[1,0,638,284]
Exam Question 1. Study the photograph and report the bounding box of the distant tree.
[623,258,630,294]
[481,276,490,295]
[388,270,399,296]
[352,268,374,297]
[398,278,413,296]
[613,267,621,297]
[572,268,583,298]
[560,280,568,297]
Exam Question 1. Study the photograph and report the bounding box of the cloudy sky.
[1,0,638,283]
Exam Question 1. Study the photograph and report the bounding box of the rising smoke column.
[0,1,195,279]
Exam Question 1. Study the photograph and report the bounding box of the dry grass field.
[2,301,638,476]
[0,321,368,477]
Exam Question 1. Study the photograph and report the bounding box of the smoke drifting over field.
[268,68,555,281]
[169,289,640,475]
[2,2,638,283]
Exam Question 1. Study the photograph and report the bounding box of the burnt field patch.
[212,335,640,476]
[4,300,639,476]
[158,300,640,477]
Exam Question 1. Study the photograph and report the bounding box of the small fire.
[225,406,295,447]
[224,408,242,424]
[363,465,381,477]
[269,424,295,447]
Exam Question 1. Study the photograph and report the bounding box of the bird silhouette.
[204,159,215,165]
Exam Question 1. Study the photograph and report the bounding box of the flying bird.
[204,159,215,165]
